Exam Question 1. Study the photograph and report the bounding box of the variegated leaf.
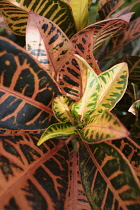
[68,0,89,31]
[71,54,100,122]
[0,0,77,38]
[26,11,73,77]
[58,19,128,101]
[52,96,75,123]
[72,18,128,58]
[0,134,69,209]
[98,17,140,62]
[66,147,92,210]
[113,56,140,88]
[98,0,124,20]
[91,62,129,118]
[111,137,140,180]
[80,109,129,143]
[129,100,140,128]
[37,122,77,145]
[79,142,140,210]
[0,36,60,131]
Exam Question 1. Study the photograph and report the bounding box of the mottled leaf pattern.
[58,19,128,100]
[0,0,77,37]
[71,55,100,122]
[37,122,77,145]
[26,11,73,77]
[79,142,140,210]
[73,18,128,58]
[0,134,69,209]
[0,36,60,130]
[98,0,124,20]
[98,17,140,62]
[66,148,92,210]
[91,62,129,117]
[111,137,140,180]
[52,96,75,123]
[129,100,140,128]
[80,109,129,143]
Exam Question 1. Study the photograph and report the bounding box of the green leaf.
[37,122,77,145]
[71,54,100,122]
[80,109,129,143]
[52,96,75,123]
[91,62,129,119]
[129,100,140,127]
[0,0,77,38]
[79,142,140,210]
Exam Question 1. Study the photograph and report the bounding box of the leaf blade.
[37,122,77,145]
[80,110,129,143]
[71,54,100,122]
[52,96,75,123]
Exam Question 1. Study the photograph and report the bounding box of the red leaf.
[26,11,73,79]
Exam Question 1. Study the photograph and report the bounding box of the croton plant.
[0,0,140,209]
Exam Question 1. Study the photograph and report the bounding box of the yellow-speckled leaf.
[80,109,129,143]
[89,62,129,122]
[71,54,100,123]
[69,0,89,31]
[52,96,75,123]
[37,122,77,145]
[0,0,77,37]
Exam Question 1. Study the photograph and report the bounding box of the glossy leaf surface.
[52,96,75,123]
[26,11,73,78]
[0,134,69,209]
[37,122,77,145]
[71,55,100,122]
[79,142,140,209]
[80,109,129,143]
[0,36,60,131]
[0,0,77,37]
[98,0,124,20]
[92,62,128,117]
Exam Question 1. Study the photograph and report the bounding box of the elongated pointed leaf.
[92,62,129,118]
[0,36,60,131]
[69,0,89,31]
[26,11,73,77]
[129,100,140,127]
[71,55,100,122]
[72,18,128,58]
[0,0,77,38]
[37,122,77,145]
[58,18,128,100]
[52,96,75,123]
[98,0,124,20]
[98,17,140,62]
[0,134,69,209]
[79,142,140,210]
[67,147,92,209]
[80,109,129,143]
